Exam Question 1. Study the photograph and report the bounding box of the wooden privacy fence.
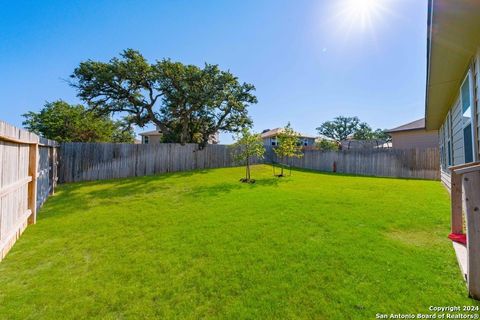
[266,147,440,180]
[0,121,58,260]
[60,143,440,183]
[59,143,263,183]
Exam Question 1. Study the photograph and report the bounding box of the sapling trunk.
[281,156,285,176]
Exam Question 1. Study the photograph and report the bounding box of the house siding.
[141,135,162,144]
[262,136,315,147]
[439,49,480,189]
[390,130,438,149]
[476,51,480,158]
[451,100,465,165]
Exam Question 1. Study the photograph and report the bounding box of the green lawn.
[0,165,477,319]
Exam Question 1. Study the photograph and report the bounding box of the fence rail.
[59,143,263,183]
[60,143,440,183]
[266,147,440,180]
[0,121,58,260]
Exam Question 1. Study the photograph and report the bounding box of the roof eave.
[425,0,480,130]
[386,128,425,134]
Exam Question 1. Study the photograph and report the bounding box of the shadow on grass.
[38,167,288,220]
[186,176,286,198]
[38,169,212,221]
[277,164,437,182]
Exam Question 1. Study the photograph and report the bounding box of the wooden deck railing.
[450,162,480,299]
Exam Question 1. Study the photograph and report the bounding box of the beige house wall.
[390,130,438,150]
[141,135,162,144]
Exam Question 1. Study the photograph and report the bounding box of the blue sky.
[0,0,428,143]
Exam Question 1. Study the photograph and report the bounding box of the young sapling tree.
[231,128,265,183]
[273,123,303,177]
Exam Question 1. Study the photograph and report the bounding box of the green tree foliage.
[274,123,303,176]
[316,139,339,151]
[22,100,135,143]
[352,122,375,140]
[317,116,390,142]
[316,116,360,141]
[353,123,390,141]
[70,49,257,147]
[372,128,391,142]
[231,128,265,182]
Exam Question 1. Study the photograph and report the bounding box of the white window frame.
[445,111,452,167]
[143,136,149,144]
[271,137,277,146]
[461,71,476,163]
[439,125,446,170]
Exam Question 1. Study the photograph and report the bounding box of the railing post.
[27,143,38,225]
[462,170,480,300]
[451,171,464,234]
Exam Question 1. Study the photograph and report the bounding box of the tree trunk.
[281,156,284,176]
[246,158,250,180]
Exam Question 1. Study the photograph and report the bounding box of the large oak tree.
[316,116,390,142]
[70,49,257,146]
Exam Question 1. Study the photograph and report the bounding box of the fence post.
[463,170,480,300]
[451,171,464,234]
[27,143,38,225]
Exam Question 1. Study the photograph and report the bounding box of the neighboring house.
[386,118,438,150]
[425,0,480,188]
[340,133,389,150]
[374,142,392,149]
[260,128,316,147]
[315,134,335,144]
[138,127,220,144]
[340,139,389,150]
[208,132,220,144]
[139,130,163,144]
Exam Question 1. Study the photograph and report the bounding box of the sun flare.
[334,0,390,34]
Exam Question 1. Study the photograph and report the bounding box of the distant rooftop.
[260,128,316,139]
[386,118,425,133]
[138,130,162,136]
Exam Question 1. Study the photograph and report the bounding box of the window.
[440,145,445,169]
[444,112,452,168]
[464,124,474,163]
[440,126,447,170]
[447,141,452,166]
[144,136,149,144]
[271,137,277,146]
[462,75,472,119]
[461,73,475,163]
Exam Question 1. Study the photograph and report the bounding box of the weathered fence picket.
[0,121,58,260]
[60,143,440,183]
[59,143,264,183]
[267,146,439,180]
